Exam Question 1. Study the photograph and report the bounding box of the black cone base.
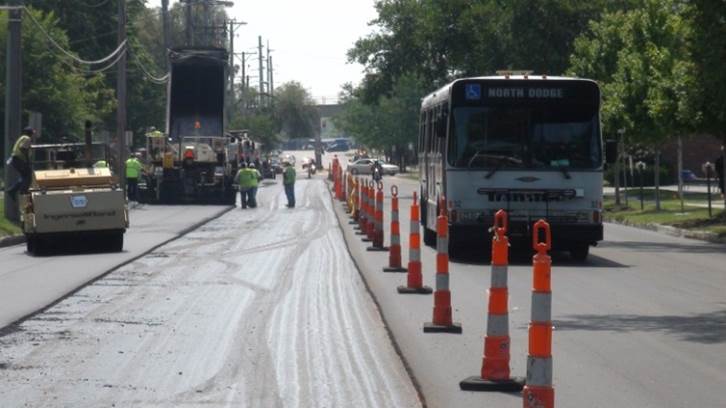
[423,322,462,334]
[459,376,525,392]
[397,285,433,294]
[361,237,372,242]
[366,246,388,252]
[383,266,407,273]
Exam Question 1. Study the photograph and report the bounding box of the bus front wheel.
[570,244,590,262]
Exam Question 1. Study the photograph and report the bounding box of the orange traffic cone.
[367,181,387,252]
[398,191,432,294]
[384,185,407,272]
[353,177,365,231]
[423,200,462,333]
[523,220,554,408]
[356,180,368,237]
[365,181,376,241]
[460,210,525,391]
[360,180,373,242]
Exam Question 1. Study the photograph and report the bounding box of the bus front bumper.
[450,222,603,247]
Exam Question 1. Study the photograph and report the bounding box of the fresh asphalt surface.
[335,169,726,408]
[0,204,231,329]
[0,175,420,407]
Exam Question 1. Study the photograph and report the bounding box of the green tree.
[348,0,621,102]
[690,0,726,142]
[569,0,700,209]
[0,8,115,143]
[335,74,426,168]
[273,81,319,140]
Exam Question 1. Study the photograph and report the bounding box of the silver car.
[346,159,399,176]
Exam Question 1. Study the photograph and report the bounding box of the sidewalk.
[604,184,725,196]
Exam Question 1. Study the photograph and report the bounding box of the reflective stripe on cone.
[398,191,431,294]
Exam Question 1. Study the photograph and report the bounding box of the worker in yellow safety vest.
[283,160,296,208]
[235,162,261,209]
[6,127,35,197]
[125,153,143,202]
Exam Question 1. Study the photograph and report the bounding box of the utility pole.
[228,20,246,112]
[3,1,23,223]
[258,36,264,109]
[161,0,171,70]
[268,55,274,106]
[117,0,128,192]
[185,0,193,46]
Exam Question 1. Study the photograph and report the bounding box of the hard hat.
[248,163,255,168]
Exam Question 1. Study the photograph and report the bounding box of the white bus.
[418,75,604,260]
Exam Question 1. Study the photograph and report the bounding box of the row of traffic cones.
[335,174,554,407]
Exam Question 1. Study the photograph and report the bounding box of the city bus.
[418,75,603,260]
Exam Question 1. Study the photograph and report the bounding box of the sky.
[149,0,379,104]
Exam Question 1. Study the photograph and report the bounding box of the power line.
[78,0,113,8]
[22,6,127,66]
[130,52,170,84]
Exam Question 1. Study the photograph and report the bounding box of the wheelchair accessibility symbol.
[465,83,481,100]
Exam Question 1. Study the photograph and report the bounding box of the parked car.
[347,158,399,176]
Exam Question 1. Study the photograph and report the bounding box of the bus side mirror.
[605,140,618,164]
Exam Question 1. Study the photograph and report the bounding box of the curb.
[605,217,726,245]
[0,234,25,249]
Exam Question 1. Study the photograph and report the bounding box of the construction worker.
[235,162,256,209]
[6,127,34,197]
[283,160,296,208]
[145,127,163,139]
[247,162,262,208]
[125,153,143,202]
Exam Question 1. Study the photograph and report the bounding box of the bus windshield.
[448,105,600,170]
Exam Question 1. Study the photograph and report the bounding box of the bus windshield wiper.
[482,155,522,179]
[552,164,571,179]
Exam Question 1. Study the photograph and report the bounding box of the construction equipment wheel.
[108,232,124,252]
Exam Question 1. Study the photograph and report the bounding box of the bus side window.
[419,113,425,153]
[426,111,433,153]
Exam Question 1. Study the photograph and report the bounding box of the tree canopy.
[342,0,725,156]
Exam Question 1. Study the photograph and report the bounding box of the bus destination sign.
[486,87,564,99]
